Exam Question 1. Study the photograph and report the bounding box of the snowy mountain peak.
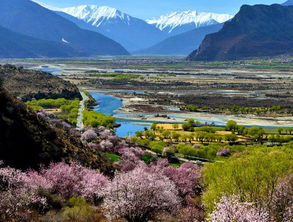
[61,5,131,27]
[147,10,233,33]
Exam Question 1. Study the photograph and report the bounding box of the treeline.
[184,104,293,115]
[88,72,139,81]
[82,110,116,129]
[26,98,80,125]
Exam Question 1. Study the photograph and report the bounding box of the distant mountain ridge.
[137,23,223,55]
[188,4,293,61]
[0,25,84,58]
[0,0,128,56]
[60,5,168,52]
[147,11,233,35]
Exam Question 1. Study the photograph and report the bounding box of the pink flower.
[103,166,180,221]
[209,195,270,222]
[99,140,114,152]
[41,162,109,202]
[81,129,98,142]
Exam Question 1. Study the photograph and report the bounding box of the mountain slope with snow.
[0,0,128,56]
[147,11,233,35]
[61,5,168,52]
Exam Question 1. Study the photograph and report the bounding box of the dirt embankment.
[0,64,81,101]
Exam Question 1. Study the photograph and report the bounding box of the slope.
[0,25,84,58]
[0,64,81,101]
[0,0,128,56]
[188,4,293,61]
[60,5,168,52]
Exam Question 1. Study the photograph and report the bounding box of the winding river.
[37,67,293,136]
[90,92,150,137]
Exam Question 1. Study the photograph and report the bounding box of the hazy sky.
[35,0,285,19]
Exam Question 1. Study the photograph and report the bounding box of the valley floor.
[5,57,293,128]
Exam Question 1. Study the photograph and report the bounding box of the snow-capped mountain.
[60,5,168,52]
[147,11,233,35]
[62,5,131,27]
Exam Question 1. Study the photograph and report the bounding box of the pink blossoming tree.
[103,166,180,222]
[209,195,270,222]
[40,162,109,202]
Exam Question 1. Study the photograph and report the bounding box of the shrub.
[41,162,109,202]
[246,127,265,142]
[163,163,201,199]
[82,110,115,129]
[0,167,47,221]
[149,141,167,153]
[182,118,195,131]
[177,143,196,156]
[177,206,204,222]
[225,120,238,133]
[216,147,231,157]
[225,134,238,142]
[103,166,180,222]
[271,173,293,222]
[118,148,144,172]
[81,129,98,142]
[195,126,216,133]
[99,140,114,152]
[61,197,95,222]
[208,195,270,222]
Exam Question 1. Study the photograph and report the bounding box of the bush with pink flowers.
[0,167,47,221]
[149,160,202,199]
[81,129,98,142]
[209,195,270,222]
[99,140,114,152]
[40,162,109,202]
[271,173,293,222]
[103,166,180,222]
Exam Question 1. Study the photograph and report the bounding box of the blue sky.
[35,0,285,19]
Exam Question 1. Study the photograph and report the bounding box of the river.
[89,91,293,137]
[36,68,293,135]
[90,92,150,137]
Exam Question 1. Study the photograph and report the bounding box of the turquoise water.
[35,67,63,76]
[90,93,123,116]
[90,92,149,137]
[89,91,291,137]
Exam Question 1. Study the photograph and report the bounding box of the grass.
[112,74,139,81]
[104,153,121,162]
[169,163,181,167]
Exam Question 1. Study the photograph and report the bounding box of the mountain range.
[0,0,128,58]
[59,5,168,52]
[0,0,234,57]
[58,6,233,52]
[147,11,232,36]
[1,0,293,59]
[0,25,84,58]
[188,4,293,61]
